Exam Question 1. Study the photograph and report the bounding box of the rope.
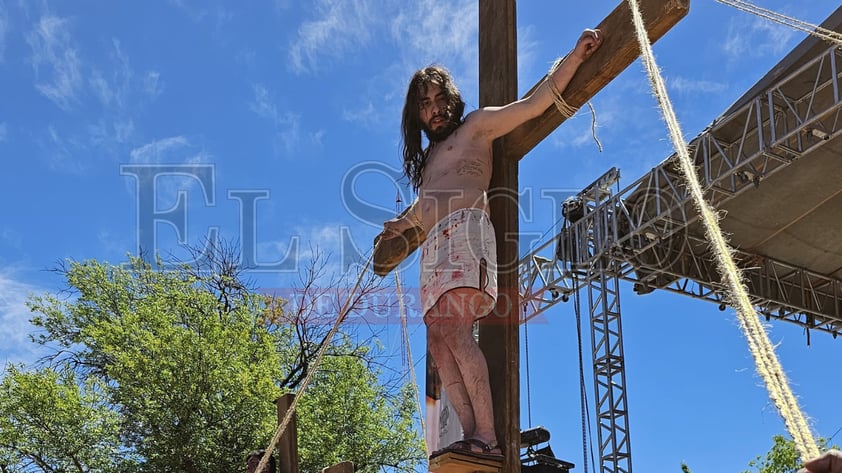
[547,57,580,118]
[254,246,379,473]
[587,102,604,153]
[626,0,820,460]
[715,0,842,47]
[547,56,604,151]
[573,271,595,473]
[394,267,428,457]
[524,317,533,427]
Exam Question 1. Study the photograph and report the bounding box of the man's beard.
[423,114,460,143]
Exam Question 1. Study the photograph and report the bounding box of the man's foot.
[431,438,503,460]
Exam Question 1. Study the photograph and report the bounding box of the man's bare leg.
[427,318,476,437]
[428,288,497,448]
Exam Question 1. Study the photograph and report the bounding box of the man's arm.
[381,198,422,240]
[466,29,602,140]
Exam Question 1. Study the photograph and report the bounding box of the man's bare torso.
[417,116,492,233]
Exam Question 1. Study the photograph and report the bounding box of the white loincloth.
[420,208,497,319]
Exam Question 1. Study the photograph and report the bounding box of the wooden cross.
[477,1,689,473]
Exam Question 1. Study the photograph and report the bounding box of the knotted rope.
[254,248,378,473]
[626,0,819,460]
[716,0,842,47]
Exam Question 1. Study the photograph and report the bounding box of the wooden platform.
[428,451,502,473]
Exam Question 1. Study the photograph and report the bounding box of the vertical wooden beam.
[275,394,299,473]
[478,2,520,473]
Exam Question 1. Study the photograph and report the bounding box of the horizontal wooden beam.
[506,0,690,160]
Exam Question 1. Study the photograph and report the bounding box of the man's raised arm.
[467,28,603,140]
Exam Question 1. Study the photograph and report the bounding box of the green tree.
[744,435,833,473]
[0,366,135,472]
[296,352,421,473]
[1,248,424,473]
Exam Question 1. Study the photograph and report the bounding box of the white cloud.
[27,15,83,111]
[86,39,147,150]
[289,0,379,74]
[166,0,209,23]
[250,84,324,154]
[250,84,280,121]
[328,0,476,131]
[129,136,191,164]
[40,124,86,172]
[143,71,164,99]
[723,17,794,60]
[0,1,8,63]
[277,112,303,151]
[516,25,541,89]
[0,272,48,367]
[259,222,371,278]
[126,137,215,214]
[279,0,478,135]
[89,118,135,147]
[0,228,23,250]
[89,39,132,110]
[342,102,379,128]
[390,0,477,80]
[668,76,728,95]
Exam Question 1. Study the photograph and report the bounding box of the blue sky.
[1,0,840,472]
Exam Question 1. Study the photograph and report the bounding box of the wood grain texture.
[372,226,426,277]
[429,451,502,473]
[477,1,520,473]
[507,0,690,160]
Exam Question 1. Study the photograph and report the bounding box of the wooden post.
[475,2,690,473]
[478,2,520,473]
[321,461,354,473]
[275,394,299,473]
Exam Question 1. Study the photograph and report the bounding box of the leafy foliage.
[0,366,134,472]
[0,252,424,473]
[744,435,834,473]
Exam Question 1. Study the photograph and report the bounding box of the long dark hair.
[401,65,465,192]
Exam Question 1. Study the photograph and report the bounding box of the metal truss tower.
[519,45,842,473]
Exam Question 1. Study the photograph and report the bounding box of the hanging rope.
[254,247,379,473]
[587,102,604,153]
[394,265,428,457]
[715,0,842,47]
[573,270,595,473]
[547,56,604,152]
[524,317,533,427]
[626,0,819,460]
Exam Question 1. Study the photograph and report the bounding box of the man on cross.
[381,29,602,458]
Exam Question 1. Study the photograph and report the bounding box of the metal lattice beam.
[589,260,632,473]
[519,46,842,336]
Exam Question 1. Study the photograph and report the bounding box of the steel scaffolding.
[518,45,842,473]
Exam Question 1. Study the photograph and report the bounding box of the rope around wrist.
[547,56,579,118]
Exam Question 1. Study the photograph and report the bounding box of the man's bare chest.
[424,135,492,182]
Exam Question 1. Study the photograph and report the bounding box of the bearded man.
[381,29,603,458]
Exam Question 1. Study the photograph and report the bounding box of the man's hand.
[800,450,842,473]
[571,29,602,63]
[380,217,413,240]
